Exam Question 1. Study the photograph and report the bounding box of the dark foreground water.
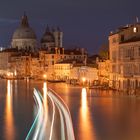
[0,79,140,140]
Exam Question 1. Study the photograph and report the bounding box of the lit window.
[133,27,138,33]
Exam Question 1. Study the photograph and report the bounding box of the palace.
[109,22,140,94]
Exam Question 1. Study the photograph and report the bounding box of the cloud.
[0,18,19,24]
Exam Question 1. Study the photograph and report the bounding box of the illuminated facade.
[0,14,88,80]
[109,22,140,93]
[0,49,18,76]
[78,66,98,85]
[97,60,110,86]
[52,63,98,85]
[54,63,72,80]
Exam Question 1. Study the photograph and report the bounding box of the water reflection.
[43,81,48,120]
[43,81,48,119]
[43,82,47,100]
[5,80,15,140]
[79,88,96,140]
[81,88,87,120]
[39,81,48,138]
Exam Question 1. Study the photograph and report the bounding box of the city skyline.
[0,0,140,54]
[0,1,140,139]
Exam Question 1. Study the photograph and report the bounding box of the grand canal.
[0,79,140,140]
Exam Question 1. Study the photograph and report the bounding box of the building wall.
[109,24,140,93]
[54,63,72,80]
[10,55,31,77]
[11,39,37,51]
[98,60,110,85]
[78,66,98,85]
[0,52,9,71]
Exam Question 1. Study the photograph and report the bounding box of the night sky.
[0,0,139,54]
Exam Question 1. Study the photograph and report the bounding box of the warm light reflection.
[81,88,87,114]
[42,82,48,138]
[43,82,47,100]
[5,80,15,140]
[79,87,96,140]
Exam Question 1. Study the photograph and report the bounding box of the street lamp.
[7,73,10,77]
[82,77,86,86]
[43,74,47,81]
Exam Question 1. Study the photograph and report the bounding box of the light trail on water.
[25,83,75,140]
[48,89,75,140]
[25,89,44,140]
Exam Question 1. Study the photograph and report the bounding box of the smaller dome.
[41,26,55,43]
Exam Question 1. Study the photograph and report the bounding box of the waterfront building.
[97,59,110,86]
[10,53,31,77]
[77,66,98,85]
[54,63,72,80]
[52,62,98,85]
[39,48,87,79]
[0,48,18,76]
[0,14,88,80]
[109,22,140,93]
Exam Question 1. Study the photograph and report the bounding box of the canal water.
[0,79,140,140]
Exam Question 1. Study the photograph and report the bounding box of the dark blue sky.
[0,0,139,54]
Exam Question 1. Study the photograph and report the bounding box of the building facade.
[0,14,89,81]
[97,59,110,86]
[109,22,140,94]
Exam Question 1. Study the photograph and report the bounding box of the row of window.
[111,46,140,61]
[112,64,140,75]
[55,66,70,70]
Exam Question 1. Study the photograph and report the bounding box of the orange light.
[7,73,10,77]
[43,74,47,79]
[82,77,86,82]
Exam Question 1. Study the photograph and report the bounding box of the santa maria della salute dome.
[11,13,63,52]
[11,13,37,51]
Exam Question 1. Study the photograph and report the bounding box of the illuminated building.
[11,13,37,52]
[0,14,88,80]
[39,48,87,80]
[77,66,98,85]
[0,48,18,76]
[97,59,110,86]
[54,63,72,80]
[109,21,140,94]
[52,62,98,85]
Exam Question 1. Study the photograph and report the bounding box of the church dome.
[12,27,36,39]
[41,26,55,43]
[12,14,36,40]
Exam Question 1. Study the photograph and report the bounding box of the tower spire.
[45,25,50,33]
[136,16,139,23]
[21,12,29,27]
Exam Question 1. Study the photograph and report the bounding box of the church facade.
[11,14,37,52]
